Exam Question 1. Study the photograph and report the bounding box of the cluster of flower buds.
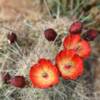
[5,32,26,88]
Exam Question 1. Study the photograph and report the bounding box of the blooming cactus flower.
[56,50,83,80]
[63,34,91,58]
[30,59,59,89]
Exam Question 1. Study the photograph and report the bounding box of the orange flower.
[63,34,91,58]
[56,50,83,80]
[30,59,59,89]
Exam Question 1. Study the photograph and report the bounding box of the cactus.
[0,0,100,100]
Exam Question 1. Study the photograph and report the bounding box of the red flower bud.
[2,73,11,84]
[82,29,98,41]
[9,76,26,88]
[44,28,57,41]
[7,32,17,44]
[69,21,83,34]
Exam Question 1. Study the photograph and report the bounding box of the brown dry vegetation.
[0,0,100,100]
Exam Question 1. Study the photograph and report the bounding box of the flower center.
[64,65,71,70]
[42,72,48,79]
[64,61,74,70]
